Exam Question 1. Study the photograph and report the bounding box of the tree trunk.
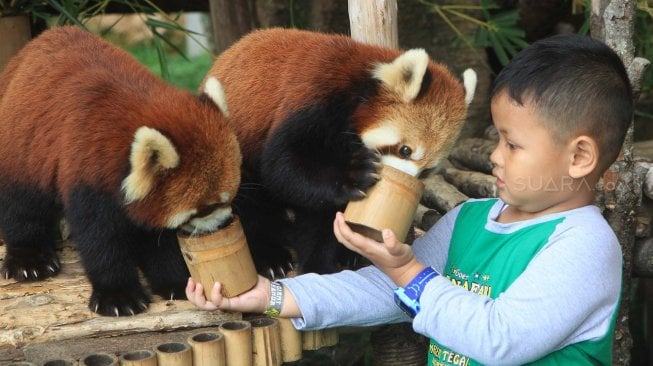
[0,15,32,72]
[590,1,651,364]
[208,0,259,54]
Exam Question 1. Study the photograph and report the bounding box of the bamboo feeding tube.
[155,342,192,366]
[219,320,253,366]
[119,350,157,366]
[250,317,282,366]
[187,331,226,366]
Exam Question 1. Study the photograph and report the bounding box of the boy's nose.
[489,145,501,167]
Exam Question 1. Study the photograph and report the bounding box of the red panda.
[200,28,476,275]
[0,26,242,316]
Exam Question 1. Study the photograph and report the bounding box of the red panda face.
[120,85,242,234]
[357,50,477,176]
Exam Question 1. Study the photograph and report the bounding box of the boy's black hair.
[491,34,633,173]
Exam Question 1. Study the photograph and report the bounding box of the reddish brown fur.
[0,26,240,227]
[204,27,467,169]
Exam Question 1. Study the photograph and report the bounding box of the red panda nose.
[195,203,221,218]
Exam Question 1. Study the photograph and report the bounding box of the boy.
[187,34,632,364]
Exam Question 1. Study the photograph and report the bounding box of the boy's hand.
[185,276,270,313]
[333,212,426,287]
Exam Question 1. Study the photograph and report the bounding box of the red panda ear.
[373,49,429,103]
[121,126,180,204]
[202,76,230,117]
[462,68,477,106]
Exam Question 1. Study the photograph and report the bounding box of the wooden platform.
[0,239,240,364]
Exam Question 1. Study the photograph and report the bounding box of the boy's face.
[489,92,578,215]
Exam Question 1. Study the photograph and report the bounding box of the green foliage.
[2,0,206,83]
[128,44,212,91]
[416,0,529,67]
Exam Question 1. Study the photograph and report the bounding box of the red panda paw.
[88,287,150,316]
[340,147,381,203]
[0,249,61,281]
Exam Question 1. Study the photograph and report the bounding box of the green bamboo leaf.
[488,31,509,65]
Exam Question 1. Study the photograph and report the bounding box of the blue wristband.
[393,266,439,318]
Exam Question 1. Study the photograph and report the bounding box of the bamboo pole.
[218,320,252,366]
[187,332,226,366]
[155,342,192,366]
[277,318,302,362]
[119,350,157,366]
[80,353,118,366]
[250,317,282,366]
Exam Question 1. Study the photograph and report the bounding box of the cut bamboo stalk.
[277,318,302,362]
[301,329,339,351]
[219,320,252,366]
[344,165,424,242]
[250,317,282,366]
[79,353,118,366]
[187,331,226,366]
[42,360,77,366]
[155,342,192,366]
[118,350,157,366]
[177,216,258,299]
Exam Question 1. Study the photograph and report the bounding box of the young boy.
[186,34,633,365]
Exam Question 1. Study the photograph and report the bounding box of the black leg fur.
[66,185,151,316]
[137,228,190,301]
[0,183,61,281]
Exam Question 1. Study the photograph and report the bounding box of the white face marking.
[361,125,400,150]
[411,146,425,161]
[220,192,230,203]
[380,156,420,176]
[166,209,197,229]
[181,206,233,235]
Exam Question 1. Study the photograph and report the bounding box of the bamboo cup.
[219,320,253,366]
[277,317,302,362]
[343,165,424,242]
[301,329,339,351]
[177,216,258,298]
[250,317,282,366]
[187,332,226,366]
[80,353,118,366]
[155,342,192,366]
[119,350,157,366]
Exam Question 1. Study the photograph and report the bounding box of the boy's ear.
[568,135,599,179]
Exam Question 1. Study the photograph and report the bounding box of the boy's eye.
[506,142,517,150]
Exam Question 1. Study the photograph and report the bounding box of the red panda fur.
[200,28,474,275]
[0,26,241,315]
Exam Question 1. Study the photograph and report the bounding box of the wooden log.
[421,174,468,213]
[413,204,442,232]
[634,237,653,278]
[347,0,398,48]
[636,161,653,200]
[483,124,499,142]
[448,137,496,174]
[0,241,240,351]
[441,161,497,198]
